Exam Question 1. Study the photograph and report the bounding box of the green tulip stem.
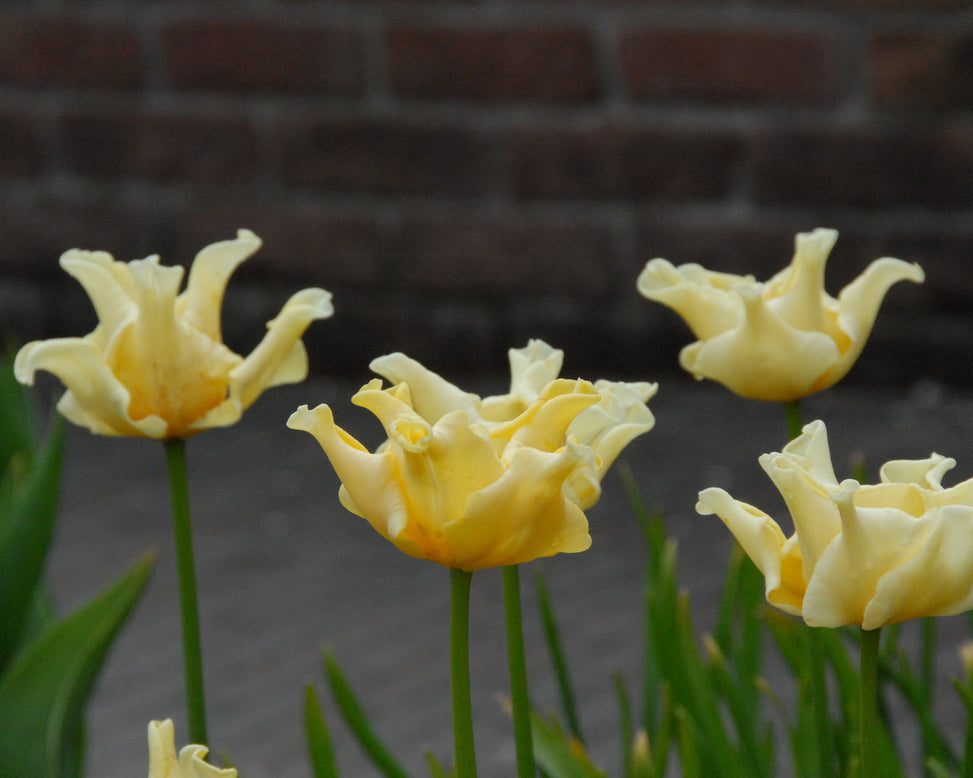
[164,438,208,747]
[450,568,478,778]
[503,564,535,778]
[860,627,883,778]
[784,399,804,442]
[784,400,833,771]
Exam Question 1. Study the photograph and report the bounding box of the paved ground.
[45,372,973,777]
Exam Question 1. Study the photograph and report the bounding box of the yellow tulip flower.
[289,347,655,571]
[147,719,236,778]
[697,420,973,629]
[637,228,924,401]
[15,230,332,439]
[372,341,657,508]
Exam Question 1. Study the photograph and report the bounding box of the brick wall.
[1,1,971,386]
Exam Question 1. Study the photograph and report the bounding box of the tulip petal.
[683,283,840,401]
[481,339,564,421]
[147,719,237,778]
[456,442,594,570]
[637,259,748,341]
[177,229,262,340]
[148,719,181,778]
[495,379,601,453]
[14,337,167,437]
[370,352,482,424]
[697,487,805,616]
[228,287,333,413]
[59,250,139,345]
[863,504,973,628]
[287,404,409,545]
[572,380,658,471]
[764,228,838,334]
[801,483,937,628]
[760,421,843,573]
[836,256,925,350]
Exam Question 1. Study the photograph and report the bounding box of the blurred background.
[4,2,973,776]
[2,0,971,386]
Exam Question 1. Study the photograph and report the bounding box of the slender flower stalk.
[859,627,883,778]
[450,569,478,778]
[784,398,832,773]
[164,439,207,747]
[503,564,535,778]
[784,400,803,443]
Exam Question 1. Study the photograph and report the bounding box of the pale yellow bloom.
[289,380,595,571]
[289,348,653,570]
[697,420,973,629]
[637,228,924,401]
[15,230,332,439]
[147,719,236,778]
[372,340,657,508]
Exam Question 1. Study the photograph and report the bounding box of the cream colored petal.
[697,487,805,617]
[14,337,167,437]
[863,504,973,628]
[637,259,747,341]
[683,283,840,401]
[566,462,603,510]
[351,380,427,441]
[836,256,925,346]
[508,339,563,394]
[801,481,935,627]
[497,379,601,453]
[59,249,139,342]
[776,420,839,484]
[148,720,180,778]
[481,339,564,421]
[386,410,506,565]
[229,287,333,411]
[178,744,237,777]
[760,460,841,577]
[177,229,262,340]
[369,352,482,424]
[569,380,657,472]
[821,257,925,386]
[454,441,595,570]
[764,228,837,333]
[287,404,409,546]
[879,453,955,489]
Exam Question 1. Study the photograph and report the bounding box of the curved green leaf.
[305,683,340,778]
[0,554,154,778]
[0,417,64,669]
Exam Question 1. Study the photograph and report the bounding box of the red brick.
[397,211,613,296]
[619,28,840,104]
[870,33,973,109]
[507,124,743,201]
[0,113,43,176]
[57,109,257,185]
[164,20,363,95]
[279,117,491,196]
[0,195,164,278]
[386,26,600,103]
[0,17,142,88]
[634,217,879,290]
[749,125,973,208]
[755,0,968,7]
[877,231,973,308]
[164,204,383,287]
